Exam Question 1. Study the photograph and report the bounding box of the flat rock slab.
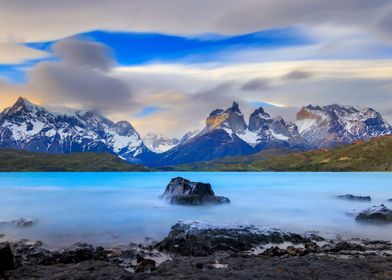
[337,194,371,201]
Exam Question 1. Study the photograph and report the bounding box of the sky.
[1,0,392,138]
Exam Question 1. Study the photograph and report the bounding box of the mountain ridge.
[0,97,391,166]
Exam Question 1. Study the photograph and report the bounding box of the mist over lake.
[0,172,391,247]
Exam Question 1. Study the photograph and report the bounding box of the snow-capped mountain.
[296,104,392,148]
[179,130,200,143]
[142,133,179,153]
[237,106,308,150]
[156,102,308,166]
[0,97,156,163]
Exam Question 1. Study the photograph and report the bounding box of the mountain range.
[0,97,391,166]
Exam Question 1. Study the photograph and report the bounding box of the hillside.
[0,149,149,172]
[157,148,301,171]
[160,136,392,171]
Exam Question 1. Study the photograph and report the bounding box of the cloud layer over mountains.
[0,0,391,137]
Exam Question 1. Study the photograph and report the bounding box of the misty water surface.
[0,172,391,247]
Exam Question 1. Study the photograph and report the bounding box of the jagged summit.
[0,97,155,164]
[156,102,309,166]
[296,104,392,147]
[1,98,391,166]
[205,101,247,134]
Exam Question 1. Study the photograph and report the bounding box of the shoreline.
[2,221,392,279]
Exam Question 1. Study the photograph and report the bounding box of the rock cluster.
[336,194,371,201]
[2,222,392,279]
[161,177,230,205]
[157,222,319,256]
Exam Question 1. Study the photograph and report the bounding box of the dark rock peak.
[8,97,37,114]
[249,107,273,132]
[209,109,224,117]
[206,102,247,133]
[225,101,241,113]
[250,107,270,119]
[114,120,135,135]
[304,104,323,110]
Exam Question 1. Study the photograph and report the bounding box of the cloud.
[0,0,391,43]
[242,78,270,91]
[110,60,392,137]
[53,40,114,71]
[27,39,134,113]
[0,42,48,64]
[283,70,313,81]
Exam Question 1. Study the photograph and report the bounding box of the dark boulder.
[161,177,230,205]
[356,204,392,223]
[0,243,15,272]
[337,194,371,201]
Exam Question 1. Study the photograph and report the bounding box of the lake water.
[0,172,391,247]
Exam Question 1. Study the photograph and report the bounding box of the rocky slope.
[296,104,392,148]
[0,97,156,164]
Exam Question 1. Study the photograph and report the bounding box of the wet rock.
[157,222,319,256]
[356,204,392,223]
[5,260,133,280]
[0,218,34,228]
[337,194,371,201]
[261,246,287,257]
[134,257,156,273]
[331,241,365,252]
[52,243,108,264]
[0,243,15,272]
[304,242,319,253]
[12,218,34,227]
[161,177,230,205]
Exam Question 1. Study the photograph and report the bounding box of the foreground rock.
[161,177,230,205]
[0,243,15,273]
[3,222,392,279]
[140,255,392,280]
[356,204,392,223]
[156,222,322,256]
[337,194,371,201]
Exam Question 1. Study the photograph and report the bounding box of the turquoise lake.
[0,172,391,247]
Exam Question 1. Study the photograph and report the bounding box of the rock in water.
[12,218,34,227]
[336,194,371,201]
[0,243,15,272]
[161,177,230,205]
[356,204,392,223]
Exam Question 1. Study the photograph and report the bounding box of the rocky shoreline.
[2,221,392,279]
